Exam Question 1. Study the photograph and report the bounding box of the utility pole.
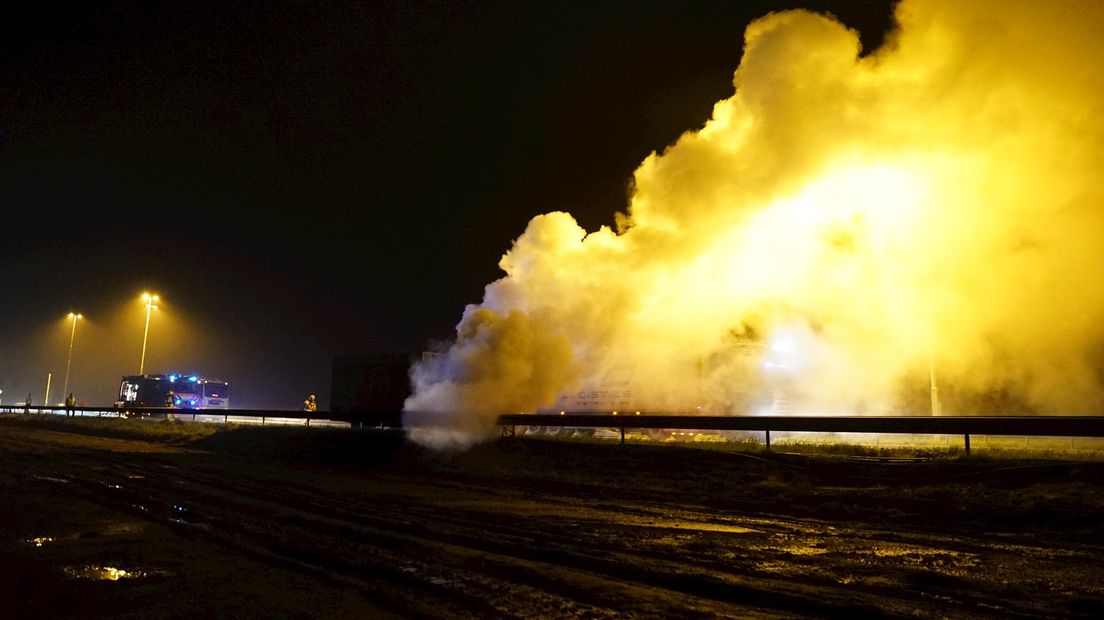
[44,372,52,407]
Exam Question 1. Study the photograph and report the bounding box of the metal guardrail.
[0,405,403,428]
[497,413,1104,452]
[5,406,1104,453]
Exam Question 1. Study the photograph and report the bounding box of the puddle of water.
[755,561,793,574]
[740,517,832,535]
[26,536,54,548]
[871,545,967,558]
[681,522,759,534]
[838,574,901,587]
[631,518,757,534]
[64,565,168,581]
[855,544,981,571]
[32,475,69,484]
[778,544,830,556]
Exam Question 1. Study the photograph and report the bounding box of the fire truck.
[116,373,231,410]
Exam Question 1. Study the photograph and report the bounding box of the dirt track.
[1,420,1103,618]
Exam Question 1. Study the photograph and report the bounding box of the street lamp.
[139,293,160,375]
[62,312,82,400]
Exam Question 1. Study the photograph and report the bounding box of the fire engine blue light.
[189,376,198,382]
[168,375,178,382]
[189,399,197,406]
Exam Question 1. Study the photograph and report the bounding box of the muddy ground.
[1,417,1103,619]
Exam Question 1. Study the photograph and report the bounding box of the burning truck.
[526,327,802,439]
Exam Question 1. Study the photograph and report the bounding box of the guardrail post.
[620,427,625,444]
[765,429,771,450]
[306,417,311,427]
[964,433,971,454]
[224,413,229,424]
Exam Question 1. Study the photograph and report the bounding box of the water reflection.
[32,475,70,484]
[778,544,830,556]
[64,565,147,580]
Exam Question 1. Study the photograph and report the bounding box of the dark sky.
[0,0,895,410]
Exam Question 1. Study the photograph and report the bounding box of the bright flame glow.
[405,0,1104,448]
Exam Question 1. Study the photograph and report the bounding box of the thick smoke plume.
[405,0,1104,448]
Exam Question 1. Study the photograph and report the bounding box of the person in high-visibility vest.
[303,394,317,413]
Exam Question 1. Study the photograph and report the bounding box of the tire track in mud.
[28,446,1103,619]
[37,450,885,618]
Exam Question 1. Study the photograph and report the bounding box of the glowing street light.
[62,312,82,400]
[139,293,160,375]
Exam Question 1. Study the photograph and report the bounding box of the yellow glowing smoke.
[405,0,1104,446]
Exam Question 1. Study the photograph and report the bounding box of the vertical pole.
[964,433,971,454]
[140,303,152,375]
[620,427,625,444]
[44,373,52,408]
[63,314,79,400]
[765,429,771,450]
[929,350,942,416]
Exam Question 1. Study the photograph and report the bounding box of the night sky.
[0,0,894,410]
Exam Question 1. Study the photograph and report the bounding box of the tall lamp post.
[62,312,82,399]
[139,293,159,375]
